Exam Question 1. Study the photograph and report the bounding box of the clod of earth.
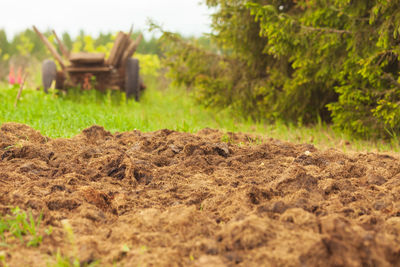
[1,122,400,266]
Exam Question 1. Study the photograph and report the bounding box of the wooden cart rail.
[33,25,142,72]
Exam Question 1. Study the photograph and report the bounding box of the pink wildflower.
[8,65,15,85]
[16,67,22,84]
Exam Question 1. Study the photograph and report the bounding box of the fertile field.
[1,83,400,266]
[3,0,400,265]
[1,122,400,266]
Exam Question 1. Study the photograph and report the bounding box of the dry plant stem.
[14,74,27,108]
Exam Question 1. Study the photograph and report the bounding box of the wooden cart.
[33,26,145,100]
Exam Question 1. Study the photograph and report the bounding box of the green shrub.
[157,0,337,124]
[160,0,400,138]
[153,1,279,121]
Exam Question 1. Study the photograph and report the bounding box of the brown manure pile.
[1,122,400,266]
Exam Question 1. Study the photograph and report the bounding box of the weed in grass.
[3,142,23,151]
[49,249,99,267]
[0,207,46,247]
[51,249,75,267]
[50,249,98,267]
[246,136,264,146]
[0,251,9,267]
[121,244,130,253]
[221,133,232,143]
[2,146,13,151]
[139,245,148,254]
[45,226,53,236]
[236,142,244,148]
[47,220,99,267]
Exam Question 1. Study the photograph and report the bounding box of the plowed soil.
[1,123,400,266]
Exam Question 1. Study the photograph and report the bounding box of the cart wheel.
[125,58,140,101]
[42,59,57,93]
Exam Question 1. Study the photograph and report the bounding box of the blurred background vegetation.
[157,0,400,140]
[0,28,164,86]
[0,27,214,88]
[1,0,400,142]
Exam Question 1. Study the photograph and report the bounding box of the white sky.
[0,0,213,39]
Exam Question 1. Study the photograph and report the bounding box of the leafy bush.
[135,53,161,77]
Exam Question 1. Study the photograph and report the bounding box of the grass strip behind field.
[0,82,256,137]
[0,82,399,152]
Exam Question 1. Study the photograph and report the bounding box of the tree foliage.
[157,0,277,120]
[159,0,400,138]
[249,0,400,138]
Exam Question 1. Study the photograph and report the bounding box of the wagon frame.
[33,26,145,100]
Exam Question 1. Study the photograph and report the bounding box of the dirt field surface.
[1,123,400,266]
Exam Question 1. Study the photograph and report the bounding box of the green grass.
[0,81,253,137]
[0,206,95,267]
[0,80,399,152]
[0,207,46,248]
